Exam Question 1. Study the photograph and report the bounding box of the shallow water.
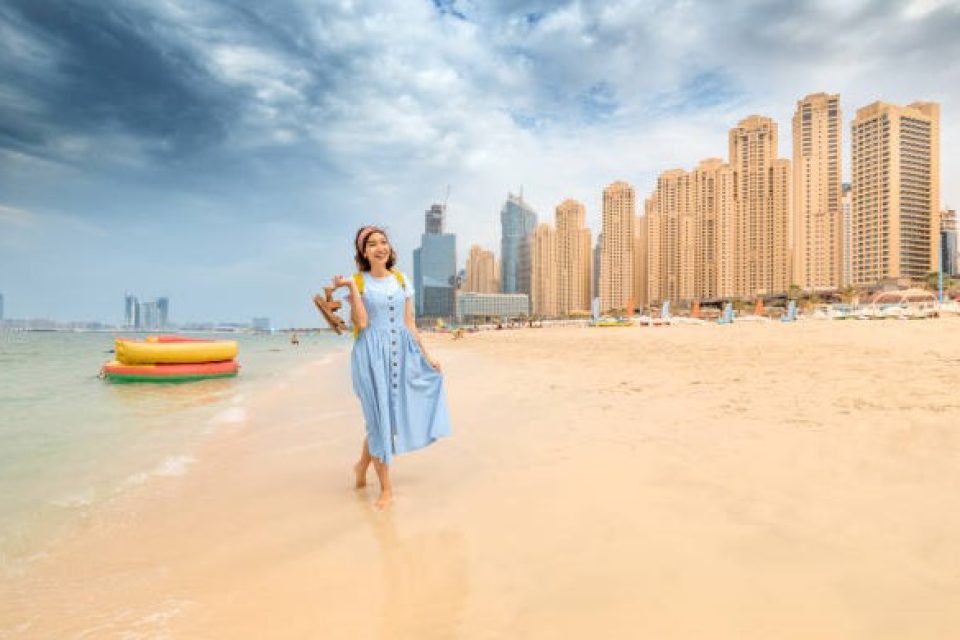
[0,330,344,573]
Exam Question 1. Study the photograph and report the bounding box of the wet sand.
[3,319,960,638]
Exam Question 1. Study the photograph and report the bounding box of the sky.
[1,0,958,327]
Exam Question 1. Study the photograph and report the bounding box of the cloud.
[1,0,958,322]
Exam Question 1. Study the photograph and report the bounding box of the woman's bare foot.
[353,462,367,489]
[375,490,393,510]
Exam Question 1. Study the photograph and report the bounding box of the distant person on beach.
[331,225,452,509]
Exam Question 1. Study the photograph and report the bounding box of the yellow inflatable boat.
[115,338,238,365]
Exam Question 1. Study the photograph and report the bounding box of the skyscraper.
[793,93,842,291]
[124,293,138,328]
[842,183,852,286]
[157,297,170,328]
[851,101,940,286]
[500,193,538,295]
[600,181,636,312]
[555,199,590,315]
[413,204,457,318]
[693,158,736,299]
[580,228,592,311]
[634,214,648,309]
[592,233,602,303]
[425,203,445,234]
[942,208,958,277]
[464,245,499,293]
[648,170,684,303]
[729,115,791,297]
[531,223,558,317]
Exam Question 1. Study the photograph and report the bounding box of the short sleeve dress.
[350,270,452,464]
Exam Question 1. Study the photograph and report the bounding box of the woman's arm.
[333,276,367,330]
[403,298,441,372]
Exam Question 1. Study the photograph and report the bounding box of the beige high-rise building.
[851,101,940,285]
[729,115,791,297]
[691,158,736,299]
[651,169,689,302]
[644,159,734,303]
[645,196,663,303]
[555,199,591,315]
[464,245,499,293]
[842,183,852,286]
[634,214,648,310]
[531,223,558,317]
[793,93,842,291]
[579,228,592,310]
[600,181,636,312]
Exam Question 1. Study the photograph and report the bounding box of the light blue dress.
[351,271,452,464]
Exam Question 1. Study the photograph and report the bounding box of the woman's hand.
[427,356,442,373]
[332,275,352,289]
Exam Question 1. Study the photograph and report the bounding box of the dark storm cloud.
[0,0,240,163]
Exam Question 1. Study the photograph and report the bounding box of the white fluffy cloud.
[2,0,958,322]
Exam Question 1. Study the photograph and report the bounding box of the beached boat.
[101,360,240,383]
[115,338,238,365]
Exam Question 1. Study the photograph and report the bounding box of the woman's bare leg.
[371,457,393,509]
[354,437,372,488]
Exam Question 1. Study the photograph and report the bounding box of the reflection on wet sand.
[362,499,469,639]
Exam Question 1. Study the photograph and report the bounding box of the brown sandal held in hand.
[313,288,348,335]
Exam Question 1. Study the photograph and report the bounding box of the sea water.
[0,331,345,574]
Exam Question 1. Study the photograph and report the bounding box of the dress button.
[392,384,398,389]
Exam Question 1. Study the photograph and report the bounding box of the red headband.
[356,226,382,254]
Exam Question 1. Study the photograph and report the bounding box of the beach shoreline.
[3,320,960,639]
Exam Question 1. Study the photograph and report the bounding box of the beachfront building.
[464,245,499,293]
[555,199,591,315]
[634,214,648,310]
[792,93,843,292]
[851,101,941,286]
[425,203,445,234]
[531,223,558,317]
[413,203,457,319]
[123,293,169,330]
[124,293,138,328]
[842,183,853,285]
[943,208,958,276]
[648,169,688,303]
[456,292,529,323]
[599,181,636,313]
[592,233,602,302]
[643,158,734,303]
[500,193,538,296]
[729,115,791,297]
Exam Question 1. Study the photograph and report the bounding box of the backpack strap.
[392,269,407,289]
[352,272,364,339]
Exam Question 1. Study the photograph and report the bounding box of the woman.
[332,225,452,509]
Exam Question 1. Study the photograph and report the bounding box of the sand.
[2,319,960,639]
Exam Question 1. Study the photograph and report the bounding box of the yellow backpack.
[352,270,407,338]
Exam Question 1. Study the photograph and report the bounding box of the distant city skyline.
[2,1,959,324]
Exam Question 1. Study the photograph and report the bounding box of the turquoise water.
[0,331,344,571]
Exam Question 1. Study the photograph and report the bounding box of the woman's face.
[364,232,390,267]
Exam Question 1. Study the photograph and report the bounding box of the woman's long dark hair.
[354,226,397,272]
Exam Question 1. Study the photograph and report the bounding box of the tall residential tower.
[850,101,940,285]
[599,181,636,312]
[793,93,842,291]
